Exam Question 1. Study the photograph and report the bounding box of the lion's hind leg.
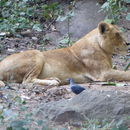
[22,64,42,84]
[22,64,61,86]
[22,59,61,86]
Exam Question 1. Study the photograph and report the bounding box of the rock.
[0,81,5,87]
[45,0,105,45]
[0,32,7,36]
[53,110,85,123]
[56,0,105,41]
[7,48,15,53]
[0,32,10,37]
[32,37,38,41]
[97,0,106,4]
[38,90,130,124]
[45,32,62,45]
[20,30,32,37]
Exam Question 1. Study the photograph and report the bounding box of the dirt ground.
[0,0,130,129]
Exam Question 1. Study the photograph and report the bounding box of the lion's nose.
[126,43,130,50]
[126,42,130,46]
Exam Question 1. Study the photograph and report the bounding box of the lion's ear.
[98,22,109,34]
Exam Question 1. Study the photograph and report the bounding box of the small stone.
[32,37,38,41]
[0,32,10,36]
[0,32,6,36]
[0,81,5,87]
[107,94,111,97]
[7,49,15,53]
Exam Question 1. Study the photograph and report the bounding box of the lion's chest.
[81,49,112,74]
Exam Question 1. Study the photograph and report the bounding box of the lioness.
[0,22,130,86]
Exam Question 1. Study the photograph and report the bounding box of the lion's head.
[98,22,127,55]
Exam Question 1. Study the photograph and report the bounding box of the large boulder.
[56,0,105,40]
[38,89,130,124]
[46,0,105,45]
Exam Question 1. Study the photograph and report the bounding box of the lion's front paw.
[48,77,61,83]
[48,79,60,86]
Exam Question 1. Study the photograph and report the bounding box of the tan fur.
[0,22,129,86]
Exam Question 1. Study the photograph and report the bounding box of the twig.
[45,18,57,32]
[67,17,71,45]
[124,63,130,71]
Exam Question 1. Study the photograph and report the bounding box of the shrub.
[0,0,62,34]
[100,0,130,23]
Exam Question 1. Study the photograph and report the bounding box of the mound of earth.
[37,88,130,126]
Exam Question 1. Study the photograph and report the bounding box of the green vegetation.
[0,95,52,129]
[100,0,130,23]
[124,62,130,71]
[81,118,128,130]
[0,0,62,35]
[57,11,75,47]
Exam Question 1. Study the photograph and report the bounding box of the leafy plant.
[124,62,130,71]
[82,119,128,130]
[102,81,117,86]
[126,13,130,20]
[59,34,72,47]
[14,96,26,105]
[100,0,130,23]
[0,0,62,35]
[57,11,75,47]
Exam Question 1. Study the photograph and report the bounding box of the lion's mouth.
[114,45,128,55]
